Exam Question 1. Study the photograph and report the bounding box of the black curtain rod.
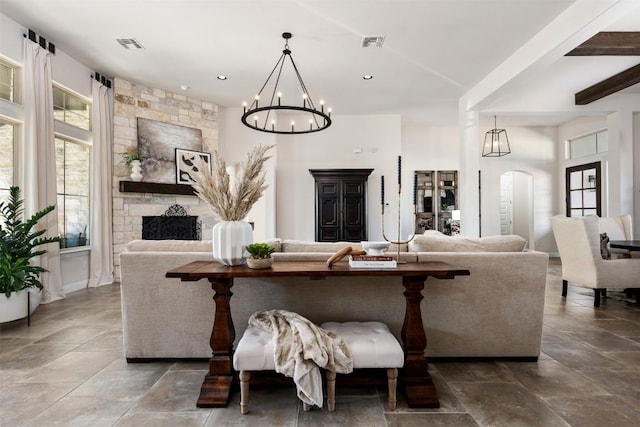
[23,29,55,54]
[91,72,112,89]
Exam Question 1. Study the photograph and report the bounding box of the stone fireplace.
[112,78,219,281]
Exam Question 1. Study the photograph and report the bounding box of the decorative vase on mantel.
[212,220,253,266]
[130,160,143,182]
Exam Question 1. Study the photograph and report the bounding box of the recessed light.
[363,75,373,80]
[180,84,190,91]
[217,75,227,80]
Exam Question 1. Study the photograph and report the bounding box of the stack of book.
[348,254,397,268]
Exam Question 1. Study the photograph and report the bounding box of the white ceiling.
[1,0,639,127]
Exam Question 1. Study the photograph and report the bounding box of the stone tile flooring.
[1,259,639,426]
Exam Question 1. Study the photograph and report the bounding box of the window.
[0,60,16,102]
[53,85,91,131]
[0,121,15,204]
[566,130,608,159]
[56,137,90,248]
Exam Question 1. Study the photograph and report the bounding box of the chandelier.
[482,116,511,157]
[241,32,332,134]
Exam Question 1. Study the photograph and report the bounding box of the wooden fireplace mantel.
[119,180,196,196]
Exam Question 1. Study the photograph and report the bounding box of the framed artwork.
[175,148,211,184]
[137,118,203,183]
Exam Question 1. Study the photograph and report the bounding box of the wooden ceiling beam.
[566,32,640,56]
[575,63,640,105]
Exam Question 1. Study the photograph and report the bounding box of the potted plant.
[0,186,61,322]
[244,242,275,269]
[122,149,143,181]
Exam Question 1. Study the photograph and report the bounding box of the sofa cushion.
[409,233,526,252]
[124,239,213,253]
[281,240,407,253]
[125,239,282,253]
[281,240,364,253]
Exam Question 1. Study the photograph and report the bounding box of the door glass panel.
[583,169,596,188]
[584,209,597,216]
[570,191,583,208]
[570,171,582,189]
[583,190,597,208]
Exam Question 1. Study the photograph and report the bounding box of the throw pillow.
[600,232,611,260]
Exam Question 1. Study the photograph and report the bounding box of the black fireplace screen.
[142,216,200,240]
[142,204,201,240]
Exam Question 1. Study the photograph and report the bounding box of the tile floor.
[1,259,639,426]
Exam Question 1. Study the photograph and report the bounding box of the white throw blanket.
[248,310,353,407]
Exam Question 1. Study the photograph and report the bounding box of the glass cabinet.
[414,170,458,235]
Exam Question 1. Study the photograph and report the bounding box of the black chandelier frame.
[241,32,331,135]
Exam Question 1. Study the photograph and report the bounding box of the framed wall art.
[175,148,211,184]
[137,118,203,183]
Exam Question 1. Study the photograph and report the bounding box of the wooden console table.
[166,261,470,408]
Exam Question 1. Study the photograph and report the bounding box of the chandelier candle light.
[241,32,332,134]
[381,155,417,262]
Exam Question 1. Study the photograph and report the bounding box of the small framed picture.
[175,148,211,184]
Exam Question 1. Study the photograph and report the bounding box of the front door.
[565,161,601,217]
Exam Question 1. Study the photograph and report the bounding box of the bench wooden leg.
[562,280,568,297]
[239,371,250,414]
[326,370,336,412]
[387,368,398,411]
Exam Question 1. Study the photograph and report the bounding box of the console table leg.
[401,275,439,408]
[197,278,235,408]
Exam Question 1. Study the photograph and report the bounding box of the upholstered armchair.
[550,215,638,307]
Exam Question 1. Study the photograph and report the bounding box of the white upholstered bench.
[233,325,312,414]
[321,321,404,411]
[233,321,404,414]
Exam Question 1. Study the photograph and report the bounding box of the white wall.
[274,114,401,241]
[557,113,639,239]
[218,107,277,241]
[480,123,558,253]
[218,111,561,252]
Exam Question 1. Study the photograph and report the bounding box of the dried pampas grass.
[192,144,275,221]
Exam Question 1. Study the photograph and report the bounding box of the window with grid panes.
[55,136,91,248]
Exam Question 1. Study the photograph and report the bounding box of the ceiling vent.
[361,36,385,48]
[116,38,144,50]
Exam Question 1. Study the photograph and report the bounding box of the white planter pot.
[0,290,29,323]
[212,221,253,266]
[246,257,274,269]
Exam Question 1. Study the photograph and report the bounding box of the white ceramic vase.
[130,160,143,182]
[212,220,253,266]
[0,290,28,323]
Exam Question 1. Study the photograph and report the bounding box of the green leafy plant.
[121,150,141,167]
[245,242,275,259]
[0,186,61,298]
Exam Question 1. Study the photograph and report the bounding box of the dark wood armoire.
[309,169,373,242]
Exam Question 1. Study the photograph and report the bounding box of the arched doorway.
[500,171,534,249]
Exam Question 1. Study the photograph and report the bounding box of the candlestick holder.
[381,184,417,263]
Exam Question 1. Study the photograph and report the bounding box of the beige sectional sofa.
[119,233,548,361]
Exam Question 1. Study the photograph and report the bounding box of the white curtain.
[22,38,64,305]
[88,78,114,287]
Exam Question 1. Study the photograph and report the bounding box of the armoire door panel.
[319,198,338,226]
